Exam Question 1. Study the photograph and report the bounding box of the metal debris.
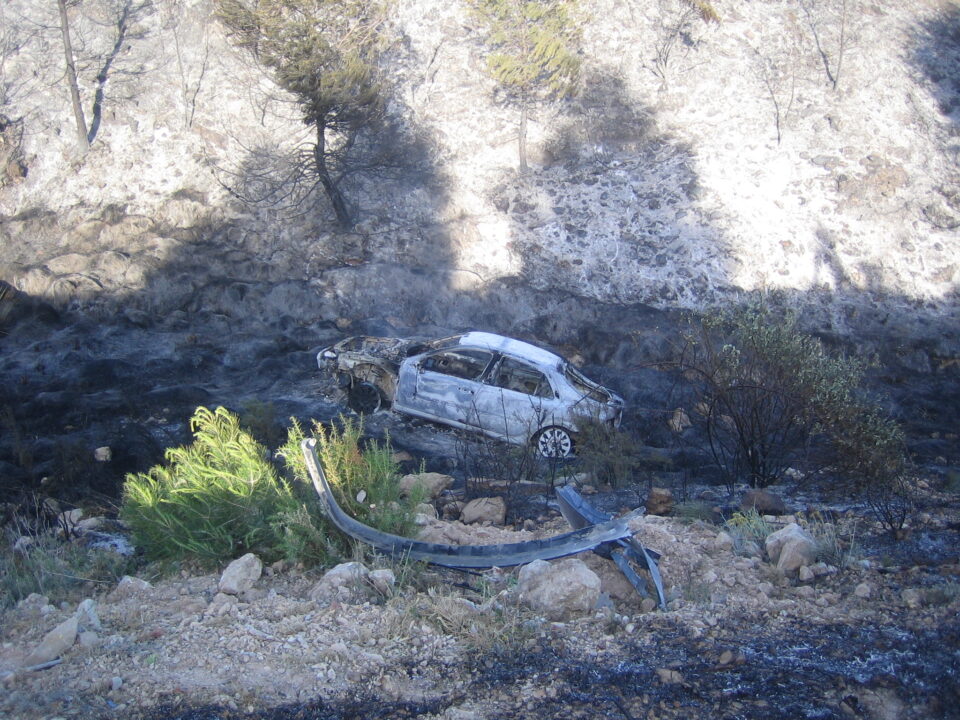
[301,439,665,608]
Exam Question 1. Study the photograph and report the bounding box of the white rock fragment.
[22,616,78,667]
[901,588,923,608]
[713,531,734,552]
[219,553,263,595]
[75,598,101,632]
[111,576,151,599]
[94,446,112,462]
[854,582,873,599]
[368,569,396,596]
[518,558,601,621]
[309,562,371,603]
[764,523,817,574]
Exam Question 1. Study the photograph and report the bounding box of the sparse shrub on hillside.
[678,303,912,530]
[280,416,423,539]
[214,0,392,227]
[724,508,774,555]
[684,0,720,24]
[469,0,581,172]
[679,305,832,490]
[0,522,136,608]
[574,416,641,488]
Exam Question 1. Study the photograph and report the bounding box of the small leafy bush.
[123,408,425,569]
[678,302,912,530]
[799,511,859,568]
[282,417,421,538]
[121,406,301,566]
[724,508,775,557]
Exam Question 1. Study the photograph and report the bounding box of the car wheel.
[348,381,382,414]
[535,426,574,458]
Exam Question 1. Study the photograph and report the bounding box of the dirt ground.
[2,482,959,720]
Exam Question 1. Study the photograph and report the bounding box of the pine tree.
[216,0,388,227]
[470,0,581,172]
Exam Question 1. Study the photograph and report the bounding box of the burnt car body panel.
[318,332,624,455]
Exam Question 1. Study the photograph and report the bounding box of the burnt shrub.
[677,303,911,529]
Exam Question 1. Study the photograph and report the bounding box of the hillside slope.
[0,0,957,337]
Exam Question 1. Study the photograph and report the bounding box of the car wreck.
[318,332,625,458]
[300,438,666,608]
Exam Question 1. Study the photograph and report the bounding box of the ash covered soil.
[2,482,960,720]
[1,297,960,720]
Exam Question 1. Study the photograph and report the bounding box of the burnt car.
[317,332,624,458]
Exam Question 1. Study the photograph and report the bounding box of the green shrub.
[799,512,860,568]
[679,302,911,530]
[724,508,774,556]
[122,408,426,570]
[673,500,717,523]
[283,417,421,538]
[121,406,301,566]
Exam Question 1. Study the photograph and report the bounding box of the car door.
[395,348,492,428]
[473,356,559,442]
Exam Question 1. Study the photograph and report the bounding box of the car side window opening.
[490,357,553,398]
[422,350,492,380]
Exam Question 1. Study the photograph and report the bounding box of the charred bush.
[676,303,911,529]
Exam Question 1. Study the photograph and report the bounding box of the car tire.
[348,381,383,414]
[535,426,575,458]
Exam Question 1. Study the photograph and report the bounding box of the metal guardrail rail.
[301,438,666,608]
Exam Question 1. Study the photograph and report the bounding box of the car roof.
[456,332,563,368]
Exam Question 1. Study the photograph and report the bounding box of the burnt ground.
[2,297,960,720]
[135,612,960,720]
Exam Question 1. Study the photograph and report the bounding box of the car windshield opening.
[422,350,492,380]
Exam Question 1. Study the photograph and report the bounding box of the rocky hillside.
[1,3,960,717]
[2,0,958,497]
[2,0,958,329]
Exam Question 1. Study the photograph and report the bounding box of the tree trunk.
[57,0,89,152]
[518,103,528,173]
[314,123,353,228]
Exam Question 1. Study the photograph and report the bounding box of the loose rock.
[460,497,506,525]
[518,558,601,621]
[740,489,786,516]
[645,488,674,516]
[399,472,454,499]
[22,616,78,667]
[765,523,817,574]
[219,553,263,595]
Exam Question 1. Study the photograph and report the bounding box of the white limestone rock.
[218,553,263,595]
[518,558,601,621]
[22,616,78,667]
[309,562,371,603]
[764,523,818,574]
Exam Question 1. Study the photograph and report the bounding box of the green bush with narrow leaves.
[121,406,300,565]
[121,407,423,569]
